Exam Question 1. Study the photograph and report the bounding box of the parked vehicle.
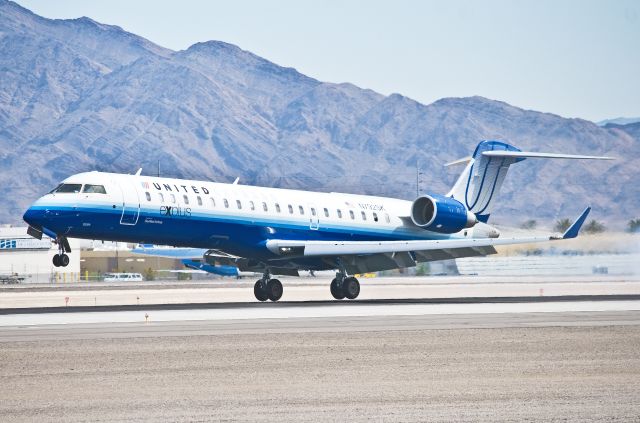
[0,273,25,284]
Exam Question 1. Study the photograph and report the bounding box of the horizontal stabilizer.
[561,206,591,239]
[482,151,614,160]
[444,156,472,167]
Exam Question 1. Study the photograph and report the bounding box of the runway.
[1,310,639,342]
[1,293,640,326]
[1,310,639,422]
[2,274,640,309]
[2,279,639,421]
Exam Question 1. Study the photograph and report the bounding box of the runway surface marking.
[1,299,639,327]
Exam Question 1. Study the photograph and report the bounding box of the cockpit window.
[83,184,107,194]
[48,184,62,194]
[54,183,82,193]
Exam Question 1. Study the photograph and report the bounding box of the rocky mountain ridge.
[1,0,637,228]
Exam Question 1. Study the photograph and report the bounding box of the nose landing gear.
[52,253,70,267]
[52,236,71,268]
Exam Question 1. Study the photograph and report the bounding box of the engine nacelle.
[410,194,477,234]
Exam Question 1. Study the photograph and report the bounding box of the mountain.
[1,0,638,229]
[603,122,640,143]
[597,117,640,127]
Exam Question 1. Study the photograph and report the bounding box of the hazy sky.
[18,0,640,121]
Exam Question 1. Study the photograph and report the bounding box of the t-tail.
[446,140,612,223]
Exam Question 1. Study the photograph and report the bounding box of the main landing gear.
[254,271,283,302]
[52,236,71,268]
[330,272,360,300]
[251,269,361,302]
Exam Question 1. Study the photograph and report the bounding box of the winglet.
[562,206,591,239]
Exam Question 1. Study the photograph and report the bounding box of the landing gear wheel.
[330,278,345,300]
[267,279,283,302]
[52,254,61,267]
[343,277,360,300]
[254,280,268,302]
[59,253,70,267]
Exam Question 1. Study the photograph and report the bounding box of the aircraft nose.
[23,205,45,228]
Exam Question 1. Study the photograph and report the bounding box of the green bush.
[143,267,156,281]
[628,219,640,233]
[520,219,537,230]
[554,218,571,232]
[177,272,192,281]
[583,220,605,234]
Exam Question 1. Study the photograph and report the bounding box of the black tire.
[330,278,345,300]
[343,277,360,300]
[254,280,268,302]
[59,253,70,267]
[52,254,61,267]
[267,279,283,302]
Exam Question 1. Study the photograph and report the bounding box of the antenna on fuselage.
[232,177,240,185]
[135,168,142,176]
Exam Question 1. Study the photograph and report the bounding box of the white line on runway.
[1,301,640,327]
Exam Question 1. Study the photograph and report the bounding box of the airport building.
[0,225,80,283]
[81,249,182,277]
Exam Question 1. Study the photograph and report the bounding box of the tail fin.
[447,140,613,223]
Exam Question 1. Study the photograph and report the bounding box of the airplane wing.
[131,246,208,259]
[265,208,591,274]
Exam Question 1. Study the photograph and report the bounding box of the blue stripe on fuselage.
[26,203,455,260]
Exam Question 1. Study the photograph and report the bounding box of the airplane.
[130,244,255,277]
[23,140,612,302]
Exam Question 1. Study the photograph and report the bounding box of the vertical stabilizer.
[447,140,523,223]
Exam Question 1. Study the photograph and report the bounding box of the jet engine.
[410,194,478,234]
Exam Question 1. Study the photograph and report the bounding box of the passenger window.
[275,203,281,213]
[158,193,164,202]
[55,183,82,193]
[311,208,316,216]
[236,200,242,209]
[82,184,106,194]
[224,199,229,208]
[249,201,255,211]
[210,197,216,207]
[361,211,367,221]
[324,208,329,218]
[262,202,268,212]
[299,205,304,215]
[183,195,189,205]
[145,192,151,202]
[170,194,176,204]
[373,212,378,222]
[337,209,342,219]
[349,210,355,220]
[197,196,202,206]
[288,204,293,214]
[385,213,390,223]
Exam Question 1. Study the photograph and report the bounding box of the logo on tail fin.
[448,140,523,223]
[464,140,523,222]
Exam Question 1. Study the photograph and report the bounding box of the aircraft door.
[309,204,320,230]
[117,178,140,225]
